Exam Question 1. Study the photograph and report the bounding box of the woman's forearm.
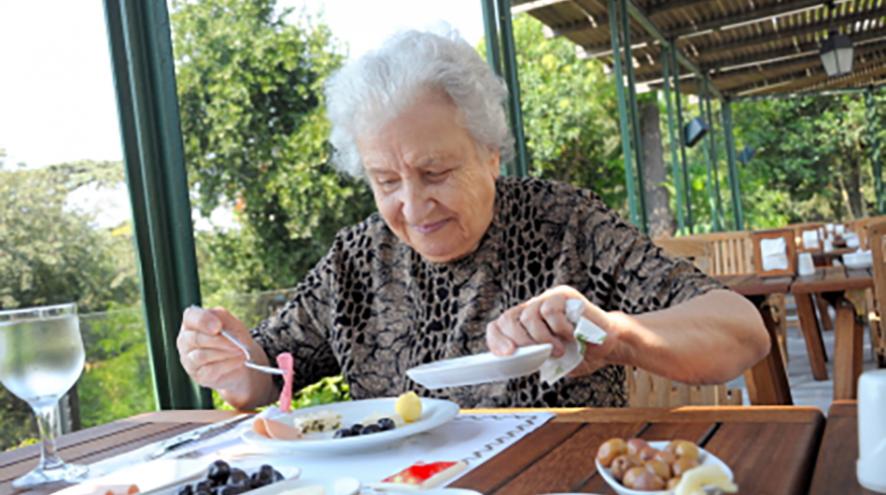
[608,289,771,384]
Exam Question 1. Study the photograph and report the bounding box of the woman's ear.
[486,148,501,179]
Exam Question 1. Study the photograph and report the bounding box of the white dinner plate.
[241,398,459,454]
[406,343,553,389]
[53,460,301,495]
[595,441,733,495]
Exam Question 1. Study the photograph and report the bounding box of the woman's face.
[357,89,500,263]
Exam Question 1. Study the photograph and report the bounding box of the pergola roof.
[511,0,886,98]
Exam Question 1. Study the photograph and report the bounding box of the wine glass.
[0,303,88,488]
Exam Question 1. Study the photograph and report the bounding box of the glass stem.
[33,403,65,471]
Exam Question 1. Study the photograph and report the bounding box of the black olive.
[228,468,248,485]
[178,484,194,495]
[349,423,364,435]
[362,424,382,435]
[258,464,275,482]
[196,481,213,492]
[218,485,247,495]
[377,418,396,431]
[207,461,231,485]
[272,470,284,482]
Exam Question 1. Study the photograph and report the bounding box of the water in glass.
[0,303,88,488]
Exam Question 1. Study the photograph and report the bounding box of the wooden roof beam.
[692,8,886,63]
[667,0,829,39]
[733,52,886,96]
[510,0,572,15]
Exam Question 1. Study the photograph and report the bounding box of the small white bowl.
[595,441,733,495]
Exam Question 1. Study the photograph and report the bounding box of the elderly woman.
[177,29,769,410]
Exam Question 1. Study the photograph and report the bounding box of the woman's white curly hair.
[324,27,515,178]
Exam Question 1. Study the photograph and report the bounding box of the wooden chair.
[653,236,712,273]
[629,236,743,407]
[865,220,886,367]
[626,367,743,407]
[693,231,754,276]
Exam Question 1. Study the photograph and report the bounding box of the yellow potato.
[395,391,423,423]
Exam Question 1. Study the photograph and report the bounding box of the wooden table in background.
[0,408,826,495]
[809,401,876,494]
[792,266,873,399]
[716,274,794,405]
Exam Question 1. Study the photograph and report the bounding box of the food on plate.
[291,410,342,433]
[252,417,304,441]
[177,461,284,495]
[381,460,467,489]
[596,438,735,493]
[82,484,140,495]
[333,415,400,438]
[673,465,738,495]
[622,466,665,491]
[395,391,422,423]
[277,352,294,413]
[596,438,628,466]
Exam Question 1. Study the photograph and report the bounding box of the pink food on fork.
[276,352,294,412]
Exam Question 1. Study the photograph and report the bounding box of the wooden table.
[809,400,877,494]
[792,266,873,399]
[0,407,826,495]
[716,274,794,405]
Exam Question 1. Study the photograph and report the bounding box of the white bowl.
[595,441,733,495]
[406,343,553,389]
[843,251,873,269]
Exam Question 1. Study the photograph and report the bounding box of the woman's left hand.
[485,285,626,376]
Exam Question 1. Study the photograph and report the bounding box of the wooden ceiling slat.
[517,0,886,96]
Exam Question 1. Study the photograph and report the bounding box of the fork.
[219,329,284,375]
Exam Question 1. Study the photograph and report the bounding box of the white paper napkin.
[802,230,820,249]
[539,299,608,384]
[760,237,789,271]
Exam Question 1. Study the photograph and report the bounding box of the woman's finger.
[182,306,223,335]
[485,321,515,356]
[538,296,574,339]
[497,308,535,348]
[518,301,565,357]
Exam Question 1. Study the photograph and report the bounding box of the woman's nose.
[401,183,433,223]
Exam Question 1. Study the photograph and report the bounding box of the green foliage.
[172,0,375,294]
[0,162,139,311]
[292,375,349,409]
[77,306,156,428]
[503,15,626,212]
[0,161,144,450]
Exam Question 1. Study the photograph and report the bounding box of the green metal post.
[704,90,725,229]
[618,0,648,233]
[481,0,509,176]
[496,0,530,177]
[670,43,693,233]
[722,99,744,230]
[661,46,685,234]
[701,86,722,232]
[103,0,212,409]
[866,87,884,214]
[607,0,641,228]
[481,0,502,77]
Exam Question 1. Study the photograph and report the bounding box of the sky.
[0,0,483,227]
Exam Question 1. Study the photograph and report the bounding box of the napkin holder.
[751,229,797,278]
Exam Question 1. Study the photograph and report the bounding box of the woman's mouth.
[413,219,450,234]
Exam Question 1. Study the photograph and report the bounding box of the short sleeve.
[250,242,343,393]
[578,195,724,314]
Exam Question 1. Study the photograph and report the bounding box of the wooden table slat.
[703,421,825,495]
[0,423,198,485]
[490,423,644,495]
[809,401,877,495]
[450,422,582,494]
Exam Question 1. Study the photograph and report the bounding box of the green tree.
[0,160,143,450]
[172,0,375,295]
[506,15,626,211]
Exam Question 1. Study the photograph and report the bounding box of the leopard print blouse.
[250,176,722,408]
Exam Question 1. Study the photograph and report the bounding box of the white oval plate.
[241,398,459,454]
[406,343,553,389]
[595,441,733,495]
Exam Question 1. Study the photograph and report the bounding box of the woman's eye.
[426,170,451,180]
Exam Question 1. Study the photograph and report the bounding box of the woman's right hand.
[176,306,275,409]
